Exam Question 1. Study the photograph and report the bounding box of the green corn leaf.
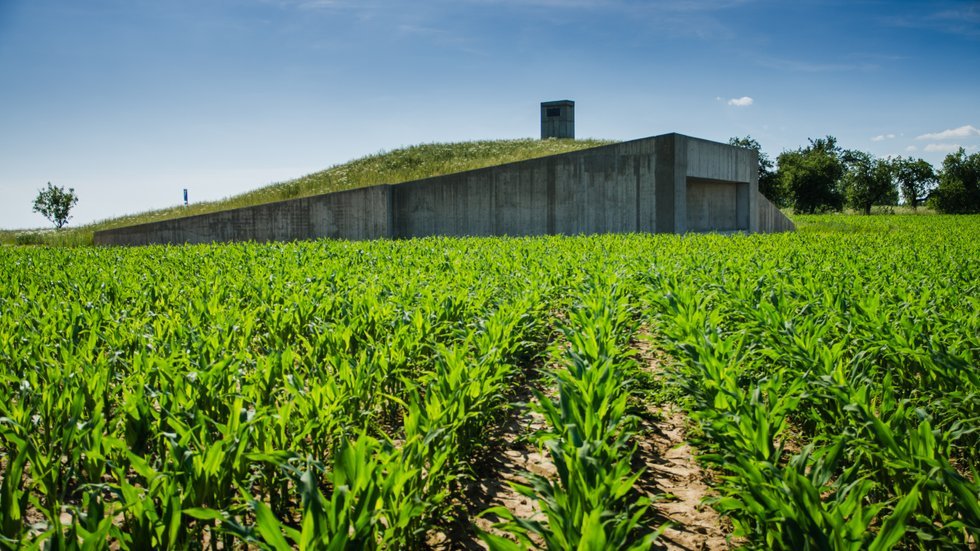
[869,485,920,551]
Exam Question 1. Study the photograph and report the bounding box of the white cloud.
[871,133,896,142]
[924,143,967,153]
[905,145,918,152]
[916,125,980,140]
[727,96,753,107]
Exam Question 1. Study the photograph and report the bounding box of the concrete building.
[93,133,794,246]
[541,100,575,139]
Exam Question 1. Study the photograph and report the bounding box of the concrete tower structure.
[541,100,574,139]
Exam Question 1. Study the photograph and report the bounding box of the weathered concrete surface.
[681,136,758,233]
[541,100,574,140]
[757,194,796,233]
[390,137,659,237]
[94,186,391,246]
[687,180,742,232]
[93,133,794,246]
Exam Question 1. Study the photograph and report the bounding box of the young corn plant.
[484,275,662,550]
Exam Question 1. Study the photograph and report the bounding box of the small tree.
[729,136,785,207]
[842,150,898,215]
[33,182,78,229]
[892,156,936,210]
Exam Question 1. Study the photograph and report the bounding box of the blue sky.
[1,0,978,229]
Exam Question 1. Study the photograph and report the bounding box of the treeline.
[730,136,980,214]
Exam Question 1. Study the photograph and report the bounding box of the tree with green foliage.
[777,136,845,214]
[930,148,980,214]
[891,156,936,210]
[841,151,898,215]
[728,136,786,207]
[32,182,78,228]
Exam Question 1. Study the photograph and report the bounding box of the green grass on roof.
[4,138,613,246]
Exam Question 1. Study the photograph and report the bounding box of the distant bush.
[14,232,45,245]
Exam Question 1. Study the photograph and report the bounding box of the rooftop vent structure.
[541,100,574,139]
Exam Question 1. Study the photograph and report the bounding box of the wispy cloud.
[924,143,976,153]
[727,96,753,107]
[299,0,344,7]
[397,24,454,38]
[871,133,896,142]
[882,3,980,38]
[461,0,752,10]
[471,0,616,7]
[262,0,355,9]
[465,0,756,39]
[268,0,762,43]
[757,57,877,73]
[638,0,754,12]
[916,125,980,140]
[905,145,918,152]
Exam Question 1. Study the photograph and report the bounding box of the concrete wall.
[757,194,796,233]
[389,137,658,237]
[94,186,391,246]
[94,133,793,246]
[686,180,746,232]
[681,136,758,233]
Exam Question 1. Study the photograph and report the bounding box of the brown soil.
[427,378,555,550]
[432,411,734,550]
[633,335,735,551]
[8,331,732,549]
[431,331,734,550]
[636,405,733,550]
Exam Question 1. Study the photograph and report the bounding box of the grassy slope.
[3,138,613,246]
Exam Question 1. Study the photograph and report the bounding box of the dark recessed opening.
[546,107,561,117]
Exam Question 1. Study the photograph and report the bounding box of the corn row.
[0,239,562,548]
[483,271,661,550]
[642,225,980,548]
[227,293,552,548]
[1,215,978,548]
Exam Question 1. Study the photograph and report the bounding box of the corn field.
[0,215,977,549]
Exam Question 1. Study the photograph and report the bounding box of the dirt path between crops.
[634,337,735,551]
[431,335,732,550]
[428,375,554,550]
[635,404,733,550]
